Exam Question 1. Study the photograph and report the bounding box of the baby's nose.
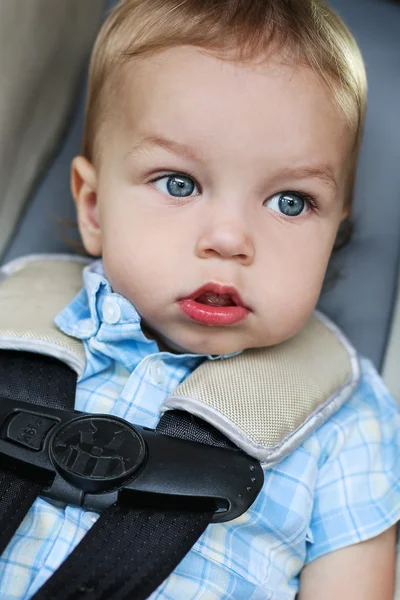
[196,221,255,265]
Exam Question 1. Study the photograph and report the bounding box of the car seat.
[0,0,399,595]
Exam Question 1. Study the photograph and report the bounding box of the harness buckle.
[0,398,263,522]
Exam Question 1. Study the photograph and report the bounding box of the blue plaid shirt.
[1,260,400,600]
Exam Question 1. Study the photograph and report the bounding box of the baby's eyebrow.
[128,135,199,161]
[276,165,338,193]
[127,140,338,193]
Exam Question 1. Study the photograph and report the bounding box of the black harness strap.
[0,351,77,554]
[0,471,42,555]
[32,412,236,600]
[33,503,212,600]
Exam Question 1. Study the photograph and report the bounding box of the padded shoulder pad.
[163,313,361,464]
[0,255,87,377]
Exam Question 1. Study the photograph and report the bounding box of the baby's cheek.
[102,245,173,321]
[254,278,322,345]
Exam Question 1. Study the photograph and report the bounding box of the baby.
[1,0,399,599]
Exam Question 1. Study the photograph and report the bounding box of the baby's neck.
[141,322,187,354]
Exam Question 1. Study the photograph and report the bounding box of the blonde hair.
[83,0,367,173]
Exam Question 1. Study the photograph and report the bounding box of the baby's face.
[74,46,353,355]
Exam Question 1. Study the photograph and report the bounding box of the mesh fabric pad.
[0,257,86,377]
[166,315,358,461]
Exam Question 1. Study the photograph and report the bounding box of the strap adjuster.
[0,398,263,522]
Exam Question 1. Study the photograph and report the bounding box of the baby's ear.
[334,204,353,251]
[341,203,350,222]
[71,156,102,256]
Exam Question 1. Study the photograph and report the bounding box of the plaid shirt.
[1,261,400,600]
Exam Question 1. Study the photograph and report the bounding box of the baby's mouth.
[195,292,237,307]
[178,284,250,326]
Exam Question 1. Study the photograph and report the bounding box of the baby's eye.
[153,173,199,198]
[264,192,309,217]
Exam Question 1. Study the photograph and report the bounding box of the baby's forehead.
[116,47,351,139]
[112,46,351,135]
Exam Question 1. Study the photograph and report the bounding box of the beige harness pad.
[165,313,359,463]
[0,255,87,377]
[0,255,360,463]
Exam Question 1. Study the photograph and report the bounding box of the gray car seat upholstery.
[1,0,400,377]
[318,0,400,372]
[0,0,105,259]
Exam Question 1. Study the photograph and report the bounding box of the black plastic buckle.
[0,398,263,522]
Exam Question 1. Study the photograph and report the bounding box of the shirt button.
[85,512,99,526]
[150,360,167,385]
[102,297,121,325]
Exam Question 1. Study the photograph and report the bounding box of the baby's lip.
[180,283,250,310]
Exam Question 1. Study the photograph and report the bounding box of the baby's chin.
[161,338,247,357]
[145,325,269,357]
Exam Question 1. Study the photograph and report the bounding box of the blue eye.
[265,192,308,217]
[153,174,199,198]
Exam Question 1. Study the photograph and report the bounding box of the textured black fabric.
[0,350,77,409]
[32,410,226,600]
[0,351,77,555]
[32,503,212,600]
[0,471,42,555]
[158,409,237,450]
